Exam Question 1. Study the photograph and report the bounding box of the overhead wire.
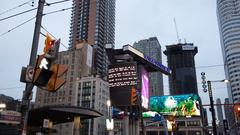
[0,86,25,91]
[0,16,36,37]
[0,0,33,16]
[0,0,71,22]
[0,6,71,38]
[0,7,37,22]
[42,7,72,16]
[196,64,224,69]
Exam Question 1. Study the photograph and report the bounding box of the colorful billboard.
[150,94,200,116]
[141,67,149,109]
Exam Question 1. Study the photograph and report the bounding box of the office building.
[163,43,198,95]
[217,0,240,103]
[0,94,20,111]
[35,43,93,107]
[76,76,109,135]
[0,94,21,135]
[224,98,237,135]
[216,98,224,135]
[133,37,164,96]
[35,43,105,135]
[69,0,116,77]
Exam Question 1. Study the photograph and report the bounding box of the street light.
[106,100,114,135]
[206,79,228,135]
[0,103,6,112]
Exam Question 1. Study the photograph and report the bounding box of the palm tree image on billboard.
[148,94,200,117]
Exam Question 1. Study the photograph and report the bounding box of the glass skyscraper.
[69,0,116,77]
[217,0,240,103]
[133,37,164,96]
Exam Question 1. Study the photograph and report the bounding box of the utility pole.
[207,81,217,135]
[20,0,45,134]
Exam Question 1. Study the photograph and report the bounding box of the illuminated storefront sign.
[0,111,21,124]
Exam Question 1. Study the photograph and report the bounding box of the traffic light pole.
[20,0,45,134]
[207,81,217,135]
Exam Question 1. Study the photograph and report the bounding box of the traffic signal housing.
[44,33,55,54]
[131,87,137,105]
[235,106,240,118]
[47,64,68,92]
[32,37,67,92]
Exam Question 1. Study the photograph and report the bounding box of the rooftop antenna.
[173,18,181,43]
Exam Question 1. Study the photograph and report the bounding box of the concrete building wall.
[34,43,94,135]
[76,76,109,135]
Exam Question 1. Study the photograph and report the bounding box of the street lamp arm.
[209,79,229,83]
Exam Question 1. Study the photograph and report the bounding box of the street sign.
[26,66,34,82]
[201,72,205,75]
[43,119,49,128]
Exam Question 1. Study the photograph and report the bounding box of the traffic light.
[33,54,53,86]
[44,33,55,54]
[47,64,68,92]
[32,37,67,91]
[131,87,137,105]
[235,106,240,118]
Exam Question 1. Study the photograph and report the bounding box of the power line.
[0,0,71,22]
[0,16,36,37]
[0,6,71,38]
[42,7,72,16]
[40,26,68,49]
[0,0,33,16]
[0,7,37,22]
[0,86,25,91]
[46,0,71,6]
[196,64,224,69]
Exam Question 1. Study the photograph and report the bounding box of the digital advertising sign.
[108,63,137,87]
[108,62,138,107]
[141,67,149,109]
[150,94,200,116]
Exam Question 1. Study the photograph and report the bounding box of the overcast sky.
[0,0,227,121]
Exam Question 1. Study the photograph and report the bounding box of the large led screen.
[108,62,138,107]
[150,94,200,116]
[108,63,137,87]
[141,67,149,109]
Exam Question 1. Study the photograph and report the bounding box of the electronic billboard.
[150,94,200,116]
[108,62,138,107]
[141,66,149,109]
